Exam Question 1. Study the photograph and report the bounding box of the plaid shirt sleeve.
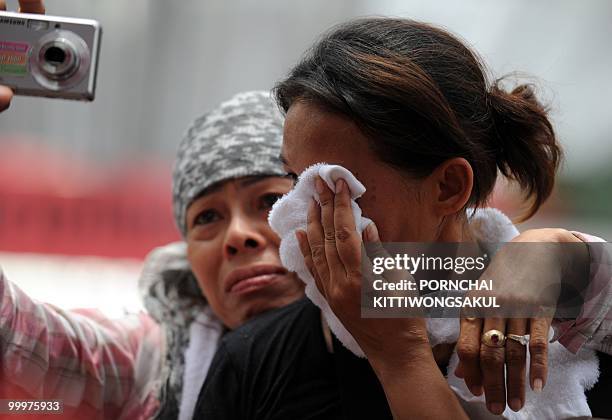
[0,268,163,419]
[551,232,612,355]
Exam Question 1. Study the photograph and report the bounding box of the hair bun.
[486,79,561,220]
[489,82,544,116]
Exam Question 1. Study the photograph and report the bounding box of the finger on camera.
[0,86,13,112]
[18,0,45,14]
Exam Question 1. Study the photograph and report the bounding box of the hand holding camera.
[0,0,43,111]
[0,0,101,110]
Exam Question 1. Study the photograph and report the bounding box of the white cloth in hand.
[269,163,371,356]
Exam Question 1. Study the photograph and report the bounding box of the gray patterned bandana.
[172,91,286,236]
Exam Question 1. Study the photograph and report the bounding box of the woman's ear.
[428,157,473,216]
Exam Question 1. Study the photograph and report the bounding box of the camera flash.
[27,20,49,31]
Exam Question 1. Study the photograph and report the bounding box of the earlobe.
[433,158,473,216]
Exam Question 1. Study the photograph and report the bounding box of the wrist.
[367,336,434,382]
[516,228,589,287]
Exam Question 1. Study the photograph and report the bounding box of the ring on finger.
[481,329,506,347]
[506,333,530,346]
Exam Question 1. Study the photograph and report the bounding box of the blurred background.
[1,0,610,315]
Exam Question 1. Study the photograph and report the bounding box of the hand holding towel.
[268,163,600,419]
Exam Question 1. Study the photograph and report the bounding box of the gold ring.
[507,334,529,346]
[481,329,506,347]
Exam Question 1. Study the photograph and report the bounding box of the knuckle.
[346,268,363,282]
[456,343,480,363]
[324,230,336,242]
[484,382,506,398]
[335,226,352,243]
[310,244,326,262]
[480,349,505,368]
[530,360,547,371]
[306,216,318,229]
[319,196,333,207]
[505,347,526,365]
[334,195,351,208]
[529,338,548,355]
[327,285,343,304]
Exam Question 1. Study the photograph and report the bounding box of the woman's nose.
[223,215,267,258]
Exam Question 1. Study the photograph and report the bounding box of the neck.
[436,214,473,243]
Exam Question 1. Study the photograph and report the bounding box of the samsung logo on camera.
[0,17,25,26]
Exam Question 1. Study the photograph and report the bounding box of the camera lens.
[44,46,67,65]
[31,29,92,91]
[39,40,78,80]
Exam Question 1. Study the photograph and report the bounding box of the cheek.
[264,224,281,248]
[358,190,398,241]
[358,181,434,242]
[357,175,406,235]
[187,241,222,299]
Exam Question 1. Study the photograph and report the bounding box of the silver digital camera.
[0,11,102,101]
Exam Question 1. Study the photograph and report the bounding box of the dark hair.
[274,18,561,220]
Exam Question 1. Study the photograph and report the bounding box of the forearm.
[369,345,468,420]
[555,232,612,354]
[0,269,161,413]
[515,229,612,354]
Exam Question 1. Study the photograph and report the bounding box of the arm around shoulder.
[0,268,162,417]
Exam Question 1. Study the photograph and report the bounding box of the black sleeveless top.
[193,298,390,419]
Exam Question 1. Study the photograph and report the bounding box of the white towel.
[268,163,600,419]
[269,163,372,357]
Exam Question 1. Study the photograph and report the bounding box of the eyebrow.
[198,182,223,197]
[238,176,272,188]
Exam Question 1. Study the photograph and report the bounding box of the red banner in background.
[0,139,567,260]
[0,141,180,259]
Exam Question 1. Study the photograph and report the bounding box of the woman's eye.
[193,209,221,226]
[260,193,284,209]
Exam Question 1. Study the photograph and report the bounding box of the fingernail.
[364,223,379,242]
[488,403,504,415]
[509,398,522,412]
[315,178,324,194]
[335,179,344,193]
[470,385,483,396]
[533,378,543,393]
